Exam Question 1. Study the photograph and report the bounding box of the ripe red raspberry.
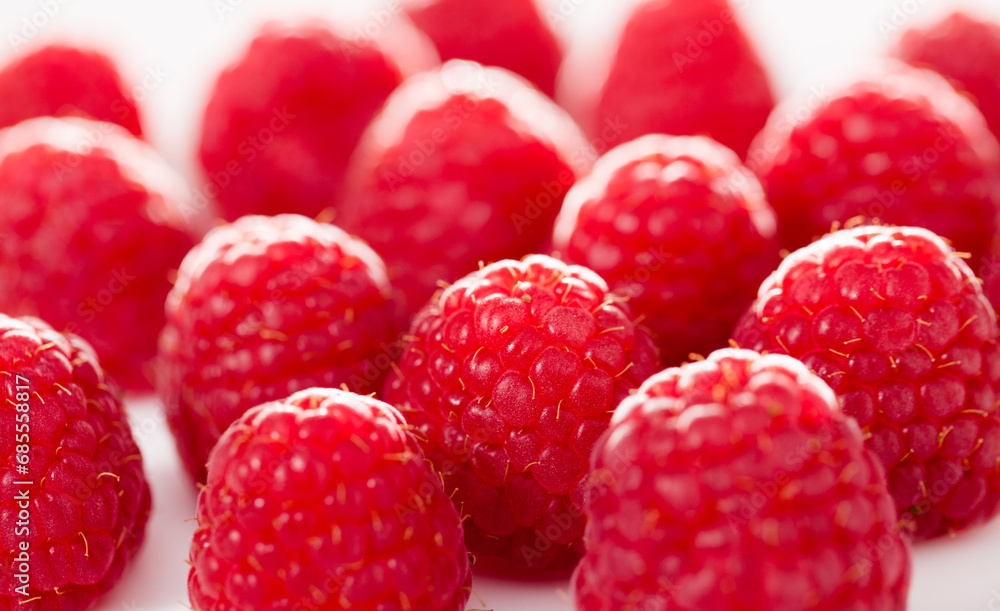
[553,134,779,366]
[404,0,563,96]
[0,45,142,137]
[0,117,200,391]
[198,19,435,221]
[187,388,471,611]
[734,226,1000,539]
[0,314,151,610]
[157,214,400,484]
[747,61,1000,266]
[382,255,658,570]
[560,0,774,159]
[894,12,1000,143]
[340,60,592,316]
[573,349,911,611]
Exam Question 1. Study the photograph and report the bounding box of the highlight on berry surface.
[734,225,1000,539]
[187,387,471,611]
[572,348,911,610]
[383,254,659,571]
[0,314,151,610]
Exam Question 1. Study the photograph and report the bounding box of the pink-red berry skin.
[404,0,563,96]
[0,117,199,391]
[339,60,593,317]
[894,12,1000,143]
[382,255,658,571]
[565,0,774,159]
[198,20,429,221]
[748,62,1000,265]
[573,349,910,611]
[0,45,142,137]
[734,226,1000,539]
[157,215,399,484]
[187,388,471,611]
[0,315,151,611]
[553,134,779,366]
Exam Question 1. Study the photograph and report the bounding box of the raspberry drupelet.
[383,254,658,571]
[734,225,1000,539]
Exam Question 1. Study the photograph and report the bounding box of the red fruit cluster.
[0,116,198,391]
[748,62,1000,266]
[339,60,592,316]
[735,226,1000,538]
[405,0,563,96]
[157,215,399,483]
[383,255,658,570]
[573,349,910,611]
[198,20,424,221]
[0,45,142,137]
[188,388,471,611]
[554,134,779,366]
[0,315,150,610]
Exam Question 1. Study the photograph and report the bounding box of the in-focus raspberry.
[573,349,910,611]
[188,388,471,611]
[1,315,151,610]
[383,254,658,571]
[734,226,1000,539]
[554,134,779,366]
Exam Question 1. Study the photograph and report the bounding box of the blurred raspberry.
[383,255,658,571]
[561,0,774,158]
[0,45,142,137]
[734,226,1000,539]
[553,134,779,366]
[340,60,592,316]
[198,19,436,221]
[573,349,910,610]
[157,214,399,484]
[188,388,471,611]
[0,116,200,391]
[405,0,563,96]
[0,315,151,610]
[748,61,1000,266]
[894,11,1000,142]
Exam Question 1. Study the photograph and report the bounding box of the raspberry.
[198,19,435,221]
[0,315,151,610]
[553,134,779,366]
[0,117,200,391]
[0,45,142,137]
[157,214,400,484]
[404,0,563,96]
[747,61,1000,267]
[382,254,658,570]
[734,226,1000,539]
[561,0,774,159]
[894,12,1000,143]
[340,60,592,316]
[573,349,911,611]
[187,388,471,611]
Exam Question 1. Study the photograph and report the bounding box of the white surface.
[1,0,999,609]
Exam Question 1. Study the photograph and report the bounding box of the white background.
[1,0,999,609]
